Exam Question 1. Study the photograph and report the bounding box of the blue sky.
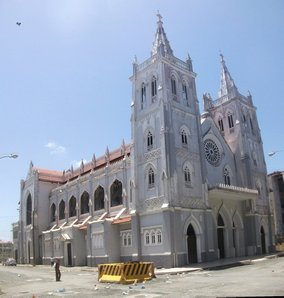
[0,0,283,241]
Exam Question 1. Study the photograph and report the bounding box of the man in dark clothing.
[54,259,61,281]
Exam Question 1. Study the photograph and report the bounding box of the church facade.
[17,15,274,268]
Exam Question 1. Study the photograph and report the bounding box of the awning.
[60,233,71,241]
[112,216,131,225]
[208,184,258,201]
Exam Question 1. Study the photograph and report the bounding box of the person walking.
[54,258,61,281]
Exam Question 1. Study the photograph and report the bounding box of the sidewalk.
[155,251,284,275]
[18,251,284,275]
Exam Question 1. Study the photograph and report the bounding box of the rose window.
[204,139,221,166]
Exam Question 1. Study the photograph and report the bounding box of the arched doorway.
[261,226,266,254]
[187,224,197,263]
[217,214,225,259]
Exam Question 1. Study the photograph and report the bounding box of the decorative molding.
[144,148,161,162]
[178,197,206,209]
[139,196,164,212]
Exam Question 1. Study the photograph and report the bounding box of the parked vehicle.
[3,258,17,266]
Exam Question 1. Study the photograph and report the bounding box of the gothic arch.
[145,163,156,189]
[110,179,123,207]
[144,127,155,151]
[180,125,190,146]
[169,69,180,81]
[223,165,232,185]
[80,191,90,215]
[232,210,244,257]
[255,179,262,200]
[26,193,32,225]
[69,196,77,218]
[59,200,65,220]
[182,161,194,186]
[183,215,203,263]
[50,202,56,222]
[141,82,146,109]
[94,185,105,211]
[213,206,231,259]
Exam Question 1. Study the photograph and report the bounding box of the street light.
[268,150,284,157]
[0,154,18,159]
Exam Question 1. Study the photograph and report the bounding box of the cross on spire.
[151,12,173,56]
[157,10,163,24]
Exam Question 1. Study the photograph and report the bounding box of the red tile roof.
[34,144,131,184]
[111,216,131,225]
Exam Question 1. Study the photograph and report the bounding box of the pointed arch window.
[181,129,188,146]
[151,230,156,244]
[171,75,177,94]
[148,167,155,188]
[157,229,162,244]
[217,213,225,227]
[256,183,262,200]
[80,191,90,215]
[228,112,234,129]
[127,233,132,246]
[182,82,188,103]
[141,83,146,109]
[147,131,153,151]
[171,75,177,100]
[145,232,150,245]
[232,221,236,248]
[26,194,32,225]
[94,186,105,211]
[110,179,123,207]
[224,168,231,185]
[249,117,254,134]
[218,117,224,132]
[184,166,191,186]
[122,234,127,246]
[59,200,65,220]
[69,196,77,218]
[50,203,56,222]
[151,76,157,102]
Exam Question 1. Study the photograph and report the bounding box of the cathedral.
[17,15,274,268]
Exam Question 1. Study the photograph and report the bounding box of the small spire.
[133,55,138,65]
[92,153,96,168]
[186,53,193,71]
[203,93,213,111]
[151,12,173,57]
[218,53,239,100]
[121,139,126,155]
[80,159,84,174]
[105,146,110,163]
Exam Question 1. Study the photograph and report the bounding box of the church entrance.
[261,226,266,254]
[217,214,225,259]
[67,242,72,266]
[187,224,197,263]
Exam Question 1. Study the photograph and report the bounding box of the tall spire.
[218,53,239,100]
[151,12,173,57]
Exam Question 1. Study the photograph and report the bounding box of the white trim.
[141,252,171,256]
[141,225,162,233]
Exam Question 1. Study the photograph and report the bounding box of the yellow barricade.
[98,262,155,284]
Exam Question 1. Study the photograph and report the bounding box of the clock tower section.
[130,14,205,213]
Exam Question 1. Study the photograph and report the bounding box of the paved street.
[1,255,284,297]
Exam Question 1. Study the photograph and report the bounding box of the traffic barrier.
[276,243,284,251]
[98,261,155,284]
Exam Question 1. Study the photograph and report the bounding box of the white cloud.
[45,142,66,155]
[72,159,87,168]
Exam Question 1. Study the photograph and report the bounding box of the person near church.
[54,258,61,281]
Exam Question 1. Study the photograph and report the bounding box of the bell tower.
[130,14,205,212]
[204,54,268,198]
